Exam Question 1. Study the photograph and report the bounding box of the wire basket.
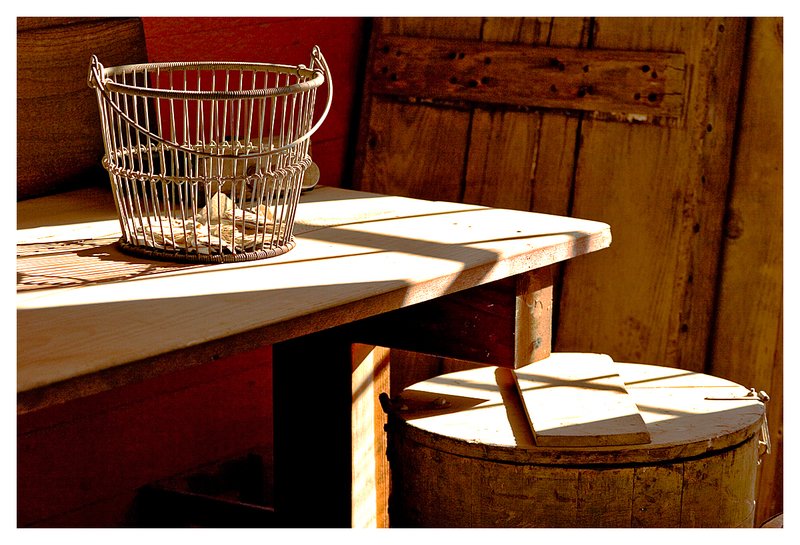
[87,46,332,263]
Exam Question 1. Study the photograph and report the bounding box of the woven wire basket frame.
[87,46,332,263]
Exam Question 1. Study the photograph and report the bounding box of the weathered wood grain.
[389,358,763,527]
[630,464,683,527]
[464,18,588,216]
[17,17,149,200]
[350,344,391,528]
[354,278,517,366]
[707,18,783,525]
[515,266,554,364]
[757,317,783,524]
[393,358,765,463]
[389,349,446,398]
[576,467,634,527]
[556,18,747,373]
[463,110,540,210]
[353,14,781,527]
[358,99,468,200]
[359,17,594,389]
[369,34,686,118]
[680,437,759,527]
[472,18,589,367]
[17,186,610,406]
[513,354,650,447]
[353,16,482,201]
[353,266,554,369]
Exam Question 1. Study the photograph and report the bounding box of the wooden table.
[17,185,611,527]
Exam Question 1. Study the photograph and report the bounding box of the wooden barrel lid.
[392,354,765,465]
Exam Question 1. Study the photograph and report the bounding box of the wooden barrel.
[386,355,766,528]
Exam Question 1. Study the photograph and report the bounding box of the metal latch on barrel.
[705,388,771,461]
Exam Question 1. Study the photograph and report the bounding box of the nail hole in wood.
[634,92,641,100]
[651,71,658,79]
[449,76,458,84]
[582,65,590,72]
[390,73,398,82]
[480,76,490,85]
[641,64,651,72]
[466,79,478,88]
[447,51,457,60]
[550,84,558,93]
[381,45,390,54]
[484,57,492,65]
[647,92,658,102]
[458,52,465,59]
[706,123,713,132]
[718,24,725,32]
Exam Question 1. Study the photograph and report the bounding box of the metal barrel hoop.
[88,47,332,263]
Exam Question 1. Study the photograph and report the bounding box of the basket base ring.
[115,238,296,264]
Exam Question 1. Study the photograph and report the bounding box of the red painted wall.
[18,17,368,527]
[142,17,369,188]
[18,348,274,527]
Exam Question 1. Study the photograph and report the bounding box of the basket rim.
[88,47,333,159]
[99,60,325,100]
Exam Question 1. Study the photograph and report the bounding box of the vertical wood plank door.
[353,16,781,524]
[708,18,783,524]
[558,17,746,372]
[354,16,592,394]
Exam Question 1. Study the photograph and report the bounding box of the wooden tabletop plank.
[17,186,611,394]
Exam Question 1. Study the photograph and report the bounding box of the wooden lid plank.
[511,353,651,447]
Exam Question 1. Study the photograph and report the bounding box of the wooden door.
[352,17,782,525]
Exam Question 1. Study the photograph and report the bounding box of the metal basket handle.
[88,46,333,160]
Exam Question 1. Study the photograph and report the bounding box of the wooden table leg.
[516,265,554,365]
[351,343,391,528]
[273,267,553,527]
[273,330,390,528]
